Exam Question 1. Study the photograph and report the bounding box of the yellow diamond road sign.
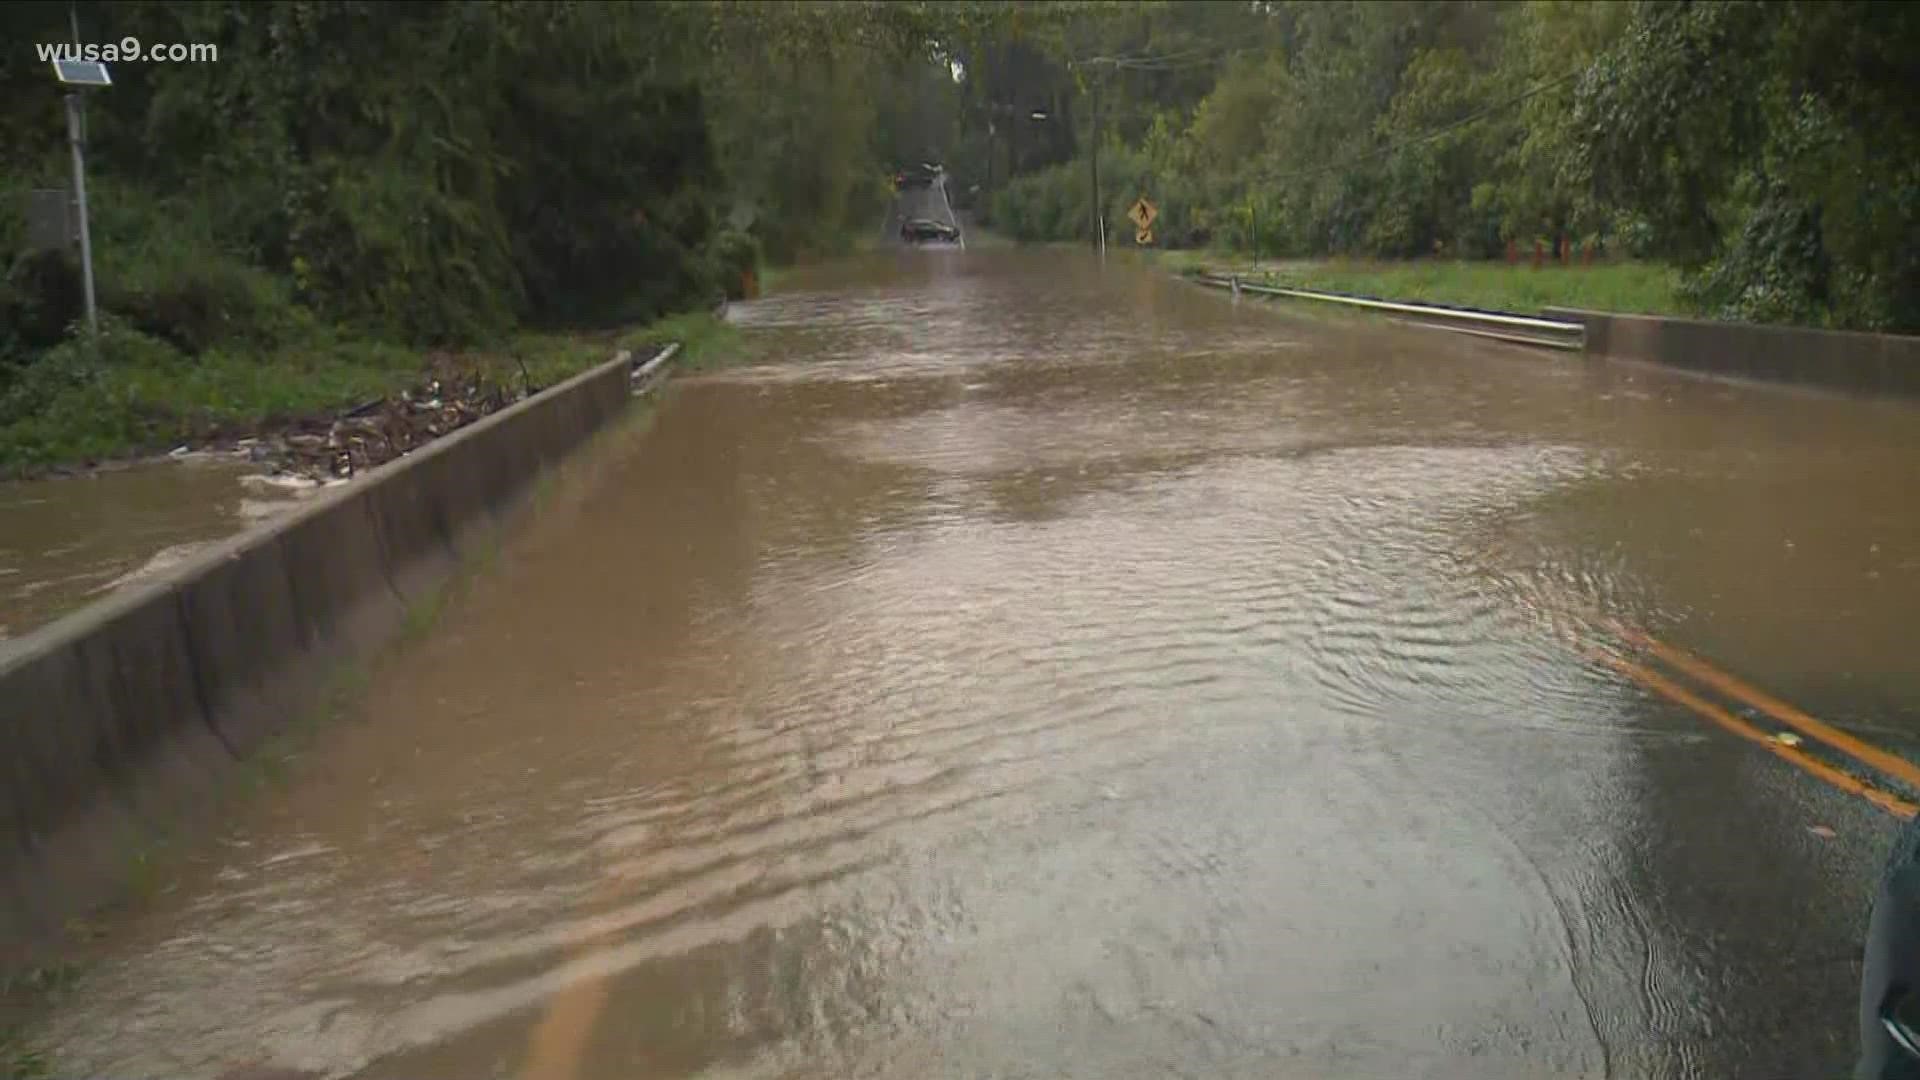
[1128,196,1157,231]
[1136,227,1154,246]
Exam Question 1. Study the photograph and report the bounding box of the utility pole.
[1071,50,1118,255]
[1088,74,1104,255]
[1251,200,1259,271]
[986,119,996,193]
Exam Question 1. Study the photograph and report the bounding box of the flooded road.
[24,249,1920,1078]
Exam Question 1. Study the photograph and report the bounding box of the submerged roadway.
[22,247,1920,1079]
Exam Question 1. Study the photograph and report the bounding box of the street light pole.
[64,91,98,334]
[52,17,108,336]
[64,0,98,334]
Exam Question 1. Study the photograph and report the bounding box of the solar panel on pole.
[51,59,111,87]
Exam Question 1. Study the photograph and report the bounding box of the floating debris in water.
[239,473,323,494]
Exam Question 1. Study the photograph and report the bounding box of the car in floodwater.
[894,162,943,190]
[899,217,961,245]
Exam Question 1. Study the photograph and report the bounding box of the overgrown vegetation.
[0,312,736,474]
[7,0,1915,476]
[967,1,1920,332]
[0,1,980,471]
[619,311,746,372]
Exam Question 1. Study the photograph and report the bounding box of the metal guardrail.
[1196,273,1586,351]
[628,341,682,397]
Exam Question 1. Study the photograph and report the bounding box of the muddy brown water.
[19,249,1920,1078]
[0,459,311,641]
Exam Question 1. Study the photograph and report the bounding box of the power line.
[1071,43,1245,73]
[1110,45,1218,70]
[1118,44,1262,72]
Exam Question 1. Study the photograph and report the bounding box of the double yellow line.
[1598,622,1919,819]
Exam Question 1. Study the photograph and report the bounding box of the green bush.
[283,161,515,346]
[992,161,1087,243]
[989,147,1213,250]
[0,317,187,466]
[102,252,301,356]
[707,228,762,298]
[1,318,184,417]
[0,250,84,373]
[1680,181,1835,327]
[84,183,308,354]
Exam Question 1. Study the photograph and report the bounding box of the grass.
[0,310,741,477]
[1151,250,1690,319]
[618,310,745,371]
[0,327,421,474]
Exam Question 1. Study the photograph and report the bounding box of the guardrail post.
[1230,274,1241,298]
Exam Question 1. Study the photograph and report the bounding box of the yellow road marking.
[1612,622,1920,793]
[522,971,608,1080]
[1596,650,1917,819]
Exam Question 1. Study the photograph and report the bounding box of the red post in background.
[1506,239,1518,265]
[1558,236,1570,265]
[1532,239,1544,269]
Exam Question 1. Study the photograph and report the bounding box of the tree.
[1,0,991,360]
[1575,0,1920,327]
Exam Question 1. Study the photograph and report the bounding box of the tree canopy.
[4,0,1918,358]
[971,0,1920,332]
[0,0,983,362]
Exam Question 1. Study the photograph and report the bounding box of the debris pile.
[267,364,526,481]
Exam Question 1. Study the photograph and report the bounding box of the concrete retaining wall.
[1545,307,1920,398]
[0,348,655,952]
